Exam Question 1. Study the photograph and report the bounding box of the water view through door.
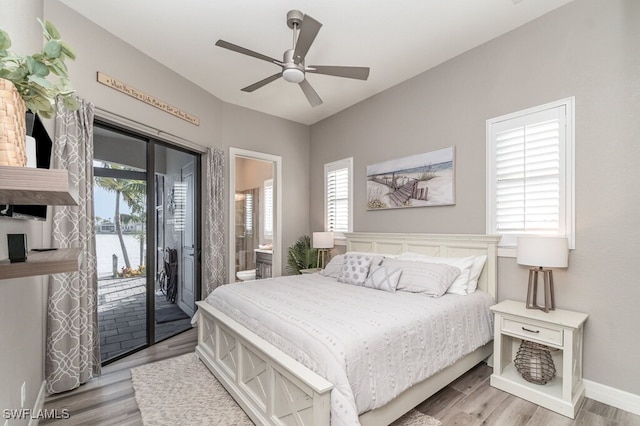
[94,125,200,364]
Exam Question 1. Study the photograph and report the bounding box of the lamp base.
[316,249,330,269]
[526,267,555,313]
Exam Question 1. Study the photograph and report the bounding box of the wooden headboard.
[345,233,500,299]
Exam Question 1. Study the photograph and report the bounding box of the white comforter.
[205,273,494,426]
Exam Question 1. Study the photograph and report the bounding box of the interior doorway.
[229,148,282,283]
[94,124,201,364]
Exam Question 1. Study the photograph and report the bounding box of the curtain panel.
[46,98,101,393]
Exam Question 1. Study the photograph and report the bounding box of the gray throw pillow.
[337,253,373,285]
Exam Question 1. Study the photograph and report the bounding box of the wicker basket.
[0,78,27,167]
[514,340,557,385]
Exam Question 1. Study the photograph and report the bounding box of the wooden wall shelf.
[0,166,78,206]
[0,248,81,280]
[0,166,80,280]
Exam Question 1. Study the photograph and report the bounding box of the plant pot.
[0,78,27,167]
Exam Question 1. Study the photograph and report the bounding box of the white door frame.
[178,161,196,317]
[228,147,282,282]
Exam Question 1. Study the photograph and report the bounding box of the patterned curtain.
[202,148,225,297]
[46,98,101,393]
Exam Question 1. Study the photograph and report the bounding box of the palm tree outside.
[95,162,146,271]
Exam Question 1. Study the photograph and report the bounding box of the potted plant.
[286,235,318,275]
[0,19,78,166]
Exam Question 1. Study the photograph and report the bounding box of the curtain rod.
[94,106,207,154]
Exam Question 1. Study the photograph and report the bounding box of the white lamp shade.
[312,232,334,249]
[517,236,568,268]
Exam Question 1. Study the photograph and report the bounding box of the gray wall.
[310,0,640,396]
[0,0,49,419]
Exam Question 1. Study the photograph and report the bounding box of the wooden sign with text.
[97,72,200,126]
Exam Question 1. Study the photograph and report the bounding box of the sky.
[94,186,132,222]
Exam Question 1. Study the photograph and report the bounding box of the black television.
[0,112,52,221]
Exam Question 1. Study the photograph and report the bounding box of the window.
[244,192,253,235]
[486,98,574,253]
[324,157,353,236]
[263,179,273,239]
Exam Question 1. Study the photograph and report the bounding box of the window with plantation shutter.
[325,157,353,235]
[244,192,253,235]
[263,179,273,239]
[487,98,574,252]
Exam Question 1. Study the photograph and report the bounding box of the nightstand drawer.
[502,317,563,346]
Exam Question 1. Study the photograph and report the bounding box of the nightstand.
[300,268,321,274]
[490,300,588,418]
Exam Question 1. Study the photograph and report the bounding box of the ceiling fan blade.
[215,40,282,65]
[293,15,322,65]
[299,79,323,107]
[241,73,282,92]
[307,65,370,80]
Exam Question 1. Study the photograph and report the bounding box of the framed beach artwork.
[366,146,455,210]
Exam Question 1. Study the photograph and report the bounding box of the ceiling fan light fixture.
[283,68,305,83]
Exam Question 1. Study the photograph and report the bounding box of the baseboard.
[28,381,47,426]
[584,379,640,416]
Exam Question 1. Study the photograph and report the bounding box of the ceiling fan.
[215,10,370,107]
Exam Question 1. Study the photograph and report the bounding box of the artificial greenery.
[0,19,79,118]
[286,235,318,275]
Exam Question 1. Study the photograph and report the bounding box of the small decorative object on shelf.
[514,340,557,385]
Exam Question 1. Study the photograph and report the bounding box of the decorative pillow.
[320,252,388,278]
[337,254,374,285]
[319,254,345,278]
[346,252,386,266]
[397,252,476,295]
[466,255,488,293]
[382,259,461,297]
[364,265,403,292]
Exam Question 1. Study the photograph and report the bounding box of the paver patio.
[97,276,192,362]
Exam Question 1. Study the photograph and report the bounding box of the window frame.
[324,157,353,242]
[486,97,575,257]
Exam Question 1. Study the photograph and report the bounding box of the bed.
[195,232,500,425]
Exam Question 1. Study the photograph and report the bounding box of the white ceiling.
[59,0,573,125]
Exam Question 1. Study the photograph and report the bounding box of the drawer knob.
[522,326,540,333]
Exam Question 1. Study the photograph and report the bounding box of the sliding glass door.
[153,144,199,343]
[93,124,200,364]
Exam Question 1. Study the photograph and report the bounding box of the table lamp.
[312,232,334,269]
[516,236,568,313]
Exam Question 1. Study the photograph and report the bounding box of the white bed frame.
[195,233,500,425]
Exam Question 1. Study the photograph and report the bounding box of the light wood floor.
[43,328,640,425]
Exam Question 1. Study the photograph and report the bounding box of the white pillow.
[382,259,461,296]
[396,252,476,295]
[320,254,345,278]
[467,255,488,293]
[337,253,374,285]
[364,265,402,292]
